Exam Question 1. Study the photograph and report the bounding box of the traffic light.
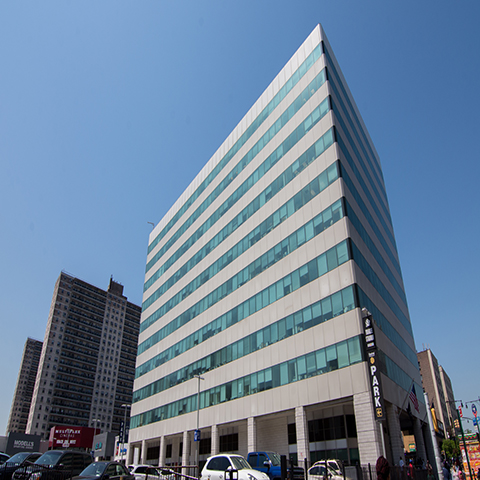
[454,419,460,429]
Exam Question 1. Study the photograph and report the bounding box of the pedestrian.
[376,456,390,480]
[407,460,414,479]
[426,461,434,480]
[442,462,451,480]
[477,467,480,480]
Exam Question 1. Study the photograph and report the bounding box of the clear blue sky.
[1,1,479,435]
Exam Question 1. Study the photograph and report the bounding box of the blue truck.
[247,452,304,480]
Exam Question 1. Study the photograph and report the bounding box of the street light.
[121,404,131,464]
[193,375,204,476]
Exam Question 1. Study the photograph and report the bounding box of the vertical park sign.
[362,308,385,421]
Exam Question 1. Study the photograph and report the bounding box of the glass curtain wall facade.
[130,25,424,468]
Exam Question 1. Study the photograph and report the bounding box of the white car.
[312,460,343,476]
[128,465,161,480]
[308,464,343,480]
[201,454,270,480]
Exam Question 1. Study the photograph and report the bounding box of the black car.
[0,452,43,480]
[73,462,134,480]
[12,451,92,480]
[0,455,10,466]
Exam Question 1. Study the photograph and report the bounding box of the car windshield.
[5,453,30,464]
[35,452,63,466]
[79,463,108,477]
[231,457,252,470]
[266,453,281,467]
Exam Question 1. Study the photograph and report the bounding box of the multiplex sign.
[362,309,385,421]
[49,426,96,449]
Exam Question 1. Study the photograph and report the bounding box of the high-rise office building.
[418,349,455,438]
[129,25,425,467]
[6,338,43,434]
[438,366,456,435]
[26,272,141,440]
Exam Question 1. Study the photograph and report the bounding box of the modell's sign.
[6,433,41,455]
[49,426,97,449]
[362,309,385,421]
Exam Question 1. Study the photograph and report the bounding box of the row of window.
[133,284,355,402]
[345,200,406,305]
[323,46,385,207]
[146,82,329,299]
[140,122,335,334]
[147,42,325,255]
[146,67,328,277]
[340,164,401,280]
[350,241,411,337]
[138,236,348,358]
[136,197,344,376]
[144,106,333,322]
[336,130,397,260]
[131,335,363,428]
[142,161,338,335]
[332,100,392,239]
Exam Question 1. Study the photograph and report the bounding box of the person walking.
[442,462,452,480]
[377,456,390,480]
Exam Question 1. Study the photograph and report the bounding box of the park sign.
[362,309,385,421]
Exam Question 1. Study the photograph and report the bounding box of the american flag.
[409,384,419,412]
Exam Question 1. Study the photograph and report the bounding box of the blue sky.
[1,1,479,435]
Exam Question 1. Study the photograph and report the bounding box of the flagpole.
[398,379,415,418]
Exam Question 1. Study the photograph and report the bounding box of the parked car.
[307,464,342,480]
[12,450,92,480]
[127,465,161,480]
[247,452,304,480]
[0,452,42,480]
[201,454,270,480]
[312,461,342,476]
[0,454,10,465]
[73,461,134,480]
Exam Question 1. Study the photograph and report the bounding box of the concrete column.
[387,404,404,466]
[134,446,140,465]
[295,406,309,465]
[141,439,147,464]
[182,431,190,473]
[126,443,132,465]
[354,391,383,466]
[211,425,219,455]
[413,417,427,464]
[248,417,257,453]
[159,436,166,467]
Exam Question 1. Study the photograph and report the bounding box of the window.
[288,423,297,445]
[199,438,212,455]
[219,433,238,452]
